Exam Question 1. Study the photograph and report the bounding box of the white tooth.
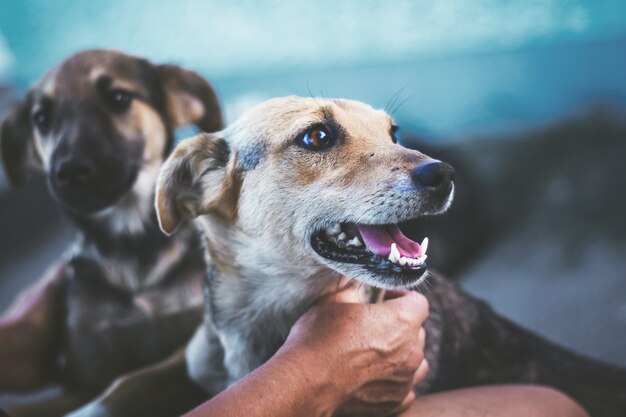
[347,237,362,247]
[417,255,428,264]
[338,232,347,241]
[328,223,341,235]
[420,237,429,256]
[399,256,407,266]
[388,245,400,263]
[406,258,416,266]
[390,243,401,261]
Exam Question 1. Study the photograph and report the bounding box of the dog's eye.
[391,125,400,144]
[32,109,51,134]
[105,89,133,113]
[298,126,335,151]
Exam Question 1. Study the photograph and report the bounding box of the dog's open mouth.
[311,222,428,276]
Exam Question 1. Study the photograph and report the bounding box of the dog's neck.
[68,164,169,257]
[91,160,162,236]
[195,215,342,334]
[66,168,198,293]
[194,215,381,383]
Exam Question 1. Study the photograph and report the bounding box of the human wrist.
[273,341,345,417]
[1,316,33,346]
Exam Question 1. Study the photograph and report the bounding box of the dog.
[156,96,626,416]
[0,49,223,416]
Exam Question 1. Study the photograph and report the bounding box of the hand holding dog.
[283,286,429,417]
[0,263,66,391]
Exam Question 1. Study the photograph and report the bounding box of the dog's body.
[62,218,203,390]
[157,96,626,417]
[0,50,223,416]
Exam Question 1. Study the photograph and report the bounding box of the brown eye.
[104,88,133,113]
[32,104,52,134]
[298,126,335,151]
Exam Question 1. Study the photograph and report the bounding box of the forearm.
[398,386,589,417]
[0,320,39,390]
[184,345,341,417]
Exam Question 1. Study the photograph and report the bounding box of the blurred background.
[0,0,625,369]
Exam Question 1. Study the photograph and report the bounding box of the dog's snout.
[411,162,455,192]
[55,158,96,187]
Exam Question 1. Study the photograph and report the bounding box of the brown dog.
[0,49,222,416]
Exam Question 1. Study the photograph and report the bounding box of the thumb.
[317,284,363,305]
[382,291,429,323]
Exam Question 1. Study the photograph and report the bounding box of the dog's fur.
[157,96,626,417]
[0,50,223,416]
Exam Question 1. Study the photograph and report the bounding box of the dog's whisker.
[385,90,399,114]
[390,94,414,117]
[306,81,315,99]
[356,281,366,305]
[421,277,433,296]
[385,85,409,114]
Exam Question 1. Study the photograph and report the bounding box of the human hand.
[0,263,66,391]
[283,285,429,417]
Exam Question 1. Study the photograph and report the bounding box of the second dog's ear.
[157,65,224,133]
[0,100,37,188]
[156,133,239,235]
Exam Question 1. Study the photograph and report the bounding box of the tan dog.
[154,96,626,417]
[157,95,453,390]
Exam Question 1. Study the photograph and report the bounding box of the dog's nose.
[55,158,96,187]
[411,161,455,193]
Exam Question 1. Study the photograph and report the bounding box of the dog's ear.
[156,132,240,235]
[156,65,224,133]
[0,100,37,188]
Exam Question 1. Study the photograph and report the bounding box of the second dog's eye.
[298,126,335,151]
[105,89,133,113]
[32,108,51,134]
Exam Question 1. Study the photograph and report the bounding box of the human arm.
[184,288,429,417]
[0,263,66,391]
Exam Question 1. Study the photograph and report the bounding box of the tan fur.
[155,96,454,391]
[165,91,205,128]
[157,95,448,298]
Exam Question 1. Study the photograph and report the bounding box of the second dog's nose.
[411,161,455,192]
[55,158,96,187]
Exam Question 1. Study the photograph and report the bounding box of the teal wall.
[1,0,625,137]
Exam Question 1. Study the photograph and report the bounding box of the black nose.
[55,158,96,187]
[411,161,455,192]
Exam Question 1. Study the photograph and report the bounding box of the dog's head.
[156,96,454,289]
[0,49,222,215]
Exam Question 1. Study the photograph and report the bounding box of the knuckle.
[418,327,426,340]
[418,360,429,378]
[421,295,430,312]
[409,293,429,317]
[406,349,423,370]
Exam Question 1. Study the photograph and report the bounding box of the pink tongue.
[357,224,421,258]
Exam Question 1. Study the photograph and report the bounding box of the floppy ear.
[0,100,36,188]
[156,65,224,133]
[155,132,240,235]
